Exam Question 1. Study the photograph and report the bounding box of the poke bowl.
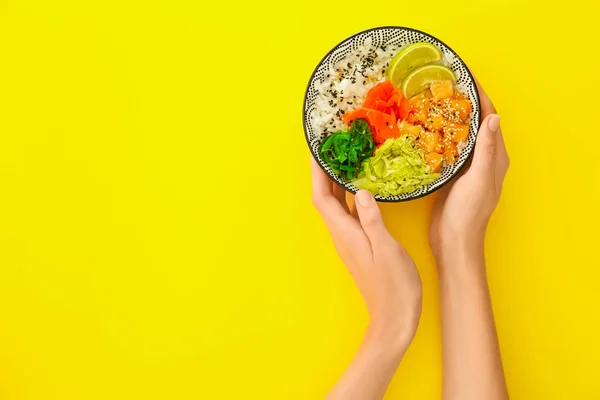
[303,26,481,202]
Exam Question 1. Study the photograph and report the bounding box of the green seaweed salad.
[319,119,374,180]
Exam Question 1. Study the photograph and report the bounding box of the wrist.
[366,310,419,355]
[434,234,486,279]
[363,322,411,361]
[434,224,484,257]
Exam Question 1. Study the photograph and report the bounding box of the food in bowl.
[311,38,474,197]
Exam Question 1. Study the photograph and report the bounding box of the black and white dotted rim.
[302,26,481,202]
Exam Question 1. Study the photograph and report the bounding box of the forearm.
[326,324,410,400]
[437,242,508,400]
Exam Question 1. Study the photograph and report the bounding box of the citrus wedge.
[387,42,443,86]
[401,65,456,98]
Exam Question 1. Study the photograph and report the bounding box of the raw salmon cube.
[445,123,470,143]
[425,152,444,172]
[419,130,443,154]
[425,115,446,132]
[409,93,430,109]
[430,80,454,101]
[398,120,423,138]
[407,94,430,125]
[451,99,472,122]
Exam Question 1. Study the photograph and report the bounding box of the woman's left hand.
[311,157,422,347]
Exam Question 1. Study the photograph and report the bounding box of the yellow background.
[0,0,599,398]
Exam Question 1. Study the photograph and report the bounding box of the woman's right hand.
[429,81,510,261]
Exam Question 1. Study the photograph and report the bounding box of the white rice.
[311,37,398,138]
[443,51,456,66]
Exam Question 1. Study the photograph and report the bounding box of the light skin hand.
[311,159,422,400]
[430,80,510,260]
[430,79,510,400]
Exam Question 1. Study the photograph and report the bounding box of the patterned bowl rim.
[302,26,481,202]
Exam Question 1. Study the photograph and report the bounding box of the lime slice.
[401,65,456,98]
[387,42,443,86]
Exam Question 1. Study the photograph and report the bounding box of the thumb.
[471,114,501,176]
[355,190,392,246]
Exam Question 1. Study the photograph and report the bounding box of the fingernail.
[356,190,374,207]
[487,114,501,133]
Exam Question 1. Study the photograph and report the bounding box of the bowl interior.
[303,27,481,202]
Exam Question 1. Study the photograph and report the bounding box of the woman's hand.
[311,158,421,344]
[311,158,421,399]
[429,80,510,400]
[429,81,510,261]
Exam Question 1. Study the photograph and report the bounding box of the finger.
[311,156,334,200]
[344,193,359,219]
[310,157,348,218]
[496,119,509,166]
[354,190,395,250]
[471,114,501,179]
[494,124,510,189]
[496,124,509,168]
[350,195,359,219]
[474,77,509,187]
[332,182,350,213]
[310,159,374,273]
[474,77,497,120]
[311,156,362,242]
